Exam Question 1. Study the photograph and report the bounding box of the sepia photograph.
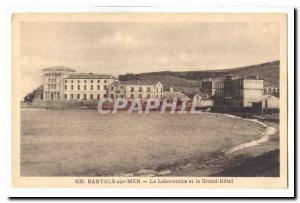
[11,12,289,188]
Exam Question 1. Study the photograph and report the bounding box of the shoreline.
[120,113,279,177]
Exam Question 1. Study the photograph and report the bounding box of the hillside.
[119,61,280,93]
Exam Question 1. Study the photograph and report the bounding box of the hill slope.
[119,60,280,93]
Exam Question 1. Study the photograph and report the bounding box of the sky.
[20,21,280,97]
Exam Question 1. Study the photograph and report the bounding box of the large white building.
[63,73,117,100]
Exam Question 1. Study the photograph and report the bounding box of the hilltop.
[119,61,280,94]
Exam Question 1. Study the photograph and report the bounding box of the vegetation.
[24,86,43,102]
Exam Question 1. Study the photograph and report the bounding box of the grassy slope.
[123,61,279,93]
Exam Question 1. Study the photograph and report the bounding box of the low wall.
[21,100,100,109]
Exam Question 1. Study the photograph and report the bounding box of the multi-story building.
[42,66,75,100]
[108,80,163,101]
[214,75,264,109]
[63,73,117,100]
[200,78,220,97]
[42,67,163,101]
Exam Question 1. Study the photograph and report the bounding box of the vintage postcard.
[12,12,289,189]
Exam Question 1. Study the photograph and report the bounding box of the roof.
[118,80,161,86]
[66,73,114,79]
[42,66,75,72]
[251,95,279,103]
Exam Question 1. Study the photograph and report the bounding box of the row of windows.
[48,84,57,90]
[48,78,57,83]
[64,93,162,100]
[129,87,163,93]
[65,79,107,84]
[65,93,104,100]
[44,73,62,76]
[65,85,108,91]
[129,94,162,99]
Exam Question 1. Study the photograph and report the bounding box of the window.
[104,85,107,90]
[77,94,80,99]
[91,80,93,83]
[97,80,100,83]
[104,80,107,83]
[130,94,134,98]
[83,94,87,100]
[139,87,143,92]
[54,84,56,89]
[71,80,73,83]
[97,85,100,90]
[110,86,114,90]
[77,85,80,90]
[90,94,93,100]
[70,94,73,100]
[64,85,67,90]
[64,94,67,99]
[91,85,93,90]
[71,85,74,90]
[48,84,51,90]
[131,87,134,92]
[97,94,100,100]
[147,94,150,98]
[65,80,67,83]
[84,80,87,83]
[139,94,142,98]
[147,87,150,92]
[84,85,87,90]
[78,80,80,83]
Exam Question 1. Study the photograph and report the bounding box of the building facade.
[108,80,163,101]
[214,75,264,109]
[200,77,224,97]
[42,66,75,101]
[264,86,280,97]
[63,73,117,100]
[251,95,279,114]
[162,87,187,101]
[42,67,163,101]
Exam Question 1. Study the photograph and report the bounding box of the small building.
[108,80,164,101]
[162,86,187,101]
[251,95,279,114]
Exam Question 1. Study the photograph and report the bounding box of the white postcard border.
[4,5,295,198]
